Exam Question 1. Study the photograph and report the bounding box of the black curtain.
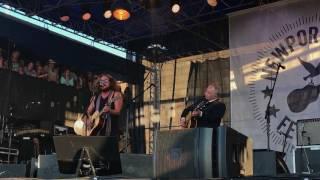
[186,58,230,125]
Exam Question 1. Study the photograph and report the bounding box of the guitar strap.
[95,91,114,136]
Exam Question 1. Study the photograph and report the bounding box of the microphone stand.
[300,127,313,174]
[264,63,283,151]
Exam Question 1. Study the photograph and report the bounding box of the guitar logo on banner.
[249,14,320,153]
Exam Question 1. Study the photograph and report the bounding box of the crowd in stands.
[0,49,100,92]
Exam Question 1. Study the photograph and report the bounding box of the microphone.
[277,63,286,69]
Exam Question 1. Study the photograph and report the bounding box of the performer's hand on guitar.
[87,96,96,115]
[191,110,201,117]
[103,106,111,113]
[180,117,187,128]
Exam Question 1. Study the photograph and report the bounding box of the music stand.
[53,136,121,176]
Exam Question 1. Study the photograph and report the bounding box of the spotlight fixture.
[104,0,113,19]
[82,12,91,21]
[113,0,131,21]
[59,7,70,22]
[81,5,91,21]
[104,10,112,19]
[171,0,181,14]
[207,0,218,7]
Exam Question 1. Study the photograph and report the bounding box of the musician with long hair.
[180,82,226,128]
[86,73,123,137]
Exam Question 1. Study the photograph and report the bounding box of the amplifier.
[293,145,320,174]
[297,119,320,146]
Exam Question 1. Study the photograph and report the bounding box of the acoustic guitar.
[74,96,120,136]
[186,100,210,128]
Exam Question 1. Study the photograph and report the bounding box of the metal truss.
[1,0,282,58]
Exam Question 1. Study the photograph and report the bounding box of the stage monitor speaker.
[253,150,289,176]
[0,164,26,177]
[53,136,121,175]
[294,146,320,174]
[217,127,253,177]
[154,127,252,178]
[120,153,153,178]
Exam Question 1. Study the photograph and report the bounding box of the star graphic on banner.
[269,104,280,118]
[261,86,272,98]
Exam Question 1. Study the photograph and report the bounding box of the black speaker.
[154,127,252,178]
[154,128,211,178]
[53,136,121,175]
[217,126,253,177]
[120,153,153,178]
[253,150,289,176]
[295,146,320,174]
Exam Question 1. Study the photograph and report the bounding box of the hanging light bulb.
[171,0,181,14]
[81,5,91,21]
[207,0,218,7]
[104,0,113,19]
[59,7,70,22]
[113,0,131,21]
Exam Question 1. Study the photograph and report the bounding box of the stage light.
[81,5,91,21]
[59,7,70,22]
[82,12,91,21]
[171,0,180,14]
[207,0,218,7]
[113,0,130,21]
[60,15,70,22]
[104,10,112,19]
[104,0,112,19]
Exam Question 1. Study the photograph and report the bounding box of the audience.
[24,62,37,77]
[60,68,74,87]
[10,50,20,72]
[47,59,59,83]
[36,63,48,79]
[0,47,99,91]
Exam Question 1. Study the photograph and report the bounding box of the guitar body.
[186,100,211,128]
[73,111,105,136]
[87,111,106,136]
[73,95,120,136]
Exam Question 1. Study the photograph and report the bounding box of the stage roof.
[3,0,281,62]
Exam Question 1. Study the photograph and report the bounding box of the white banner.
[230,0,320,167]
